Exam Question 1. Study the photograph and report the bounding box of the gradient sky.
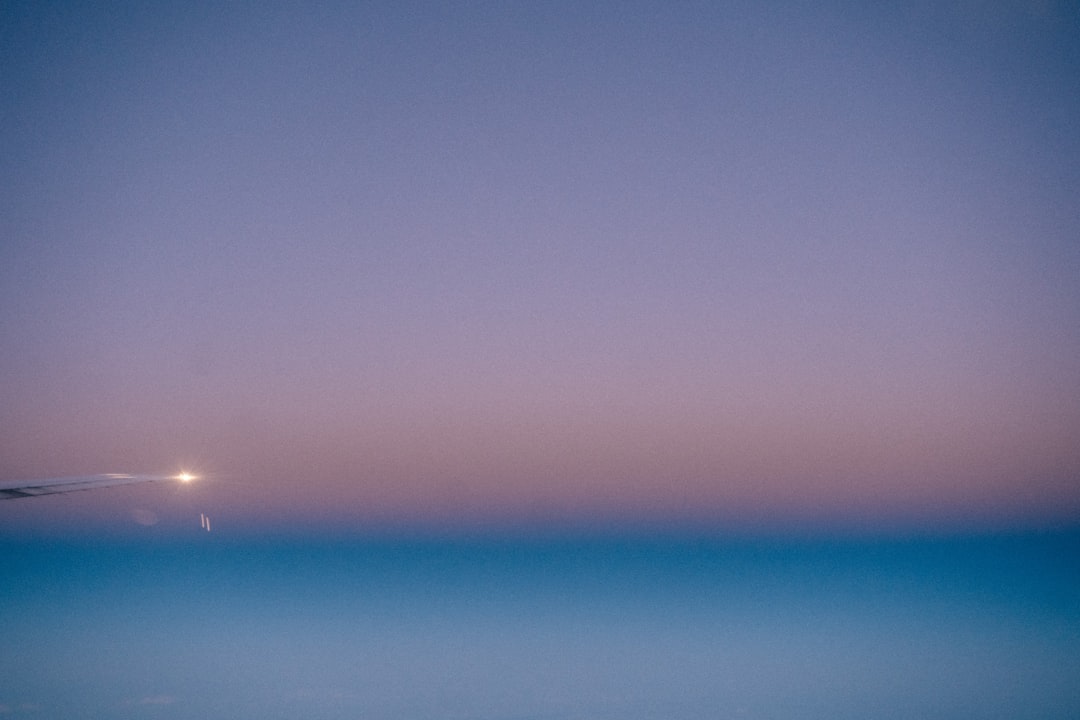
[2,0,1079,535]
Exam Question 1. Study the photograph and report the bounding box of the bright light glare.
[176,472,196,483]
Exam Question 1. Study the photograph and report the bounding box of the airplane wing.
[0,473,190,500]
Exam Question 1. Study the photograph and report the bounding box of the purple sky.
[2,1,1079,534]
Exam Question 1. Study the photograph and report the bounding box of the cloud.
[130,508,159,526]
[291,687,356,703]
[123,696,176,707]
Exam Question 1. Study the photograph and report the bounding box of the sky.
[2,0,1079,536]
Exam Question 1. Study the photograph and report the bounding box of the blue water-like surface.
[1,533,1078,719]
